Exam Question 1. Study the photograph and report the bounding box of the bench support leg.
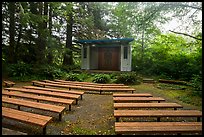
[69,105,71,111]
[116,117,119,122]
[80,95,82,100]
[76,99,78,105]
[43,126,46,135]
[157,117,161,122]
[197,117,200,122]
[18,106,20,110]
[59,113,62,121]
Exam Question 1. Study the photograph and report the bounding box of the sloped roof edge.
[76,38,134,44]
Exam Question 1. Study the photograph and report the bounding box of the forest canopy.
[2,2,202,88]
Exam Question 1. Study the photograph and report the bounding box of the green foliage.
[8,62,33,77]
[189,74,202,96]
[35,65,67,80]
[133,33,202,82]
[60,65,80,73]
[76,72,91,81]
[92,74,110,84]
[115,72,141,85]
[65,73,82,81]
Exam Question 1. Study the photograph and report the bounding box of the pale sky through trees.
[161,10,202,34]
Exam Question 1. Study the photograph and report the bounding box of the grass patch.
[131,83,202,110]
[71,126,97,135]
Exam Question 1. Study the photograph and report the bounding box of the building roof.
[76,38,134,45]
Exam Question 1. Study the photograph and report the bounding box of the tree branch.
[169,30,202,41]
[163,2,202,11]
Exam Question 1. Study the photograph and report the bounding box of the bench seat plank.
[5,87,80,105]
[114,103,183,110]
[114,110,202,122]
[113,93,152,97]
[113,97,165,103]
[23,86,84,100]
[2,107,52,126]
[23,85,84,95]
[2,96,65,121]
[102,88,135,94]
[115,122,202,135]
[2,107,52,134]
[2,91,74,111]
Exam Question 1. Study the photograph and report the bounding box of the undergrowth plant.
[92,74,110,83]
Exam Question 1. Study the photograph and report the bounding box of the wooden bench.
[115,122,202,135]
[5,87,80,105]
[32,80,135,94]
[113,93,153,97]
[114,103,183,110]
[43,80,103,88]
[2,91,74,111]
[113,97,165,103]
[102,88,136,94]
[3,80,15,87]
[23,86,84,100]
[143,78,156,83]
[32,80,90,91]
[158,79,188,85]
[32,80,102,92]
[2,96,66,121]
[114,110,202,122]
[44,80,129,88]
[54,79,125,86]
[2,107,52,135]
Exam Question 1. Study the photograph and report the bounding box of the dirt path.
[58,94,115,135]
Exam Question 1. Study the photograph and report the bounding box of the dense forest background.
[2,2,202,92]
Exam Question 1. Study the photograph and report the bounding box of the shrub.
[8,62,33,77]
[60,65,80,73]
[66,73,82,81]
[189,74,202,96]
[92,74,110,84]
[115,72,141,85]
[35,65,66,80]
[77,72,90,81]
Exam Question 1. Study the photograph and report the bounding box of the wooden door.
[98,47,119,70]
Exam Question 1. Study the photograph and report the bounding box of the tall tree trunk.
[29,2,38,63]
[47,2,53,64]
[141,24,145,63]
[36,2,47,64]
[8,2,15,64]
[63,4,73,66]
[15,23,22,63]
